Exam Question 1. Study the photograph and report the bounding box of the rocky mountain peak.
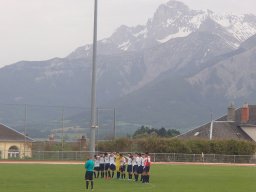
[151,0,192,25]
[166,0,189,11]
[68,1,256,59]
[110,25,134,43]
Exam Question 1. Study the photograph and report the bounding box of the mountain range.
[1,0,256,138]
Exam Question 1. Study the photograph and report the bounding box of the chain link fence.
[31,151,89,161]
[149,153,256,164]
[1,151,256,164]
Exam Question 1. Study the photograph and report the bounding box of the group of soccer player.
[93,152,151,183]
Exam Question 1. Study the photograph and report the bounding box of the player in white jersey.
[142,152,151,183]
[126,153,133,180]
[109,153,116,178]
[120,154,126,179]
[137,153,144,181]
[94,155,100,178]
[99,153,105,178]
[132,153,138,181]
[104,153,111,179]
[134,153,141,181]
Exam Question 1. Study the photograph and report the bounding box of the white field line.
[154,162,256,167]
[0,161,84,165]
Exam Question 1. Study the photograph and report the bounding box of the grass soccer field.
[0,163,255,192]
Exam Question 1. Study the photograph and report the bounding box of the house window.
[8,146,20,159]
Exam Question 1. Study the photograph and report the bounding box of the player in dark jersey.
[84,157,95,190]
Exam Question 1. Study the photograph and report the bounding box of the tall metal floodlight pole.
[89,0,98,156]
[24,104,27,158]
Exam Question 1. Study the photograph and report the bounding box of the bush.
[97,138,133,152]
[96,138,256,155]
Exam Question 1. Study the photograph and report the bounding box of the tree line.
[133,126,180,138]
[97,137,256,155]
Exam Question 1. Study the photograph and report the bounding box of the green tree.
[157,127,167,137]
[133,126,180,138]
[167,129,180,137]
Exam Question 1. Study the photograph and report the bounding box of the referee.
[85,156,95,191]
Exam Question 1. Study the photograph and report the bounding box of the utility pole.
[210,112,213,140]
[61,107,64,150]
[24,104,27,159]
[89,0,98,156]
[113,108,116,139]
[96,108,99,152]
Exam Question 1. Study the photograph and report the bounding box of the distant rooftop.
[0,123,33,142]
[178,104,256,142]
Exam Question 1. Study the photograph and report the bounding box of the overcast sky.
[0,0,255,67]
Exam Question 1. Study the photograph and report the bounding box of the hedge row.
[97,137,256,155]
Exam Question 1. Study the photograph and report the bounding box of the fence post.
[154,153,156,162]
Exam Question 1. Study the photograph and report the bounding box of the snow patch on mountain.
[100,39,109,44]
[133,28,148,38]
[190,12,208,28]
[210,13,256,42]
[84,45,90,51]
[118,41,131,51]
[229,22,256,41]
[203,49,211,57]
[158,27,191,43]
